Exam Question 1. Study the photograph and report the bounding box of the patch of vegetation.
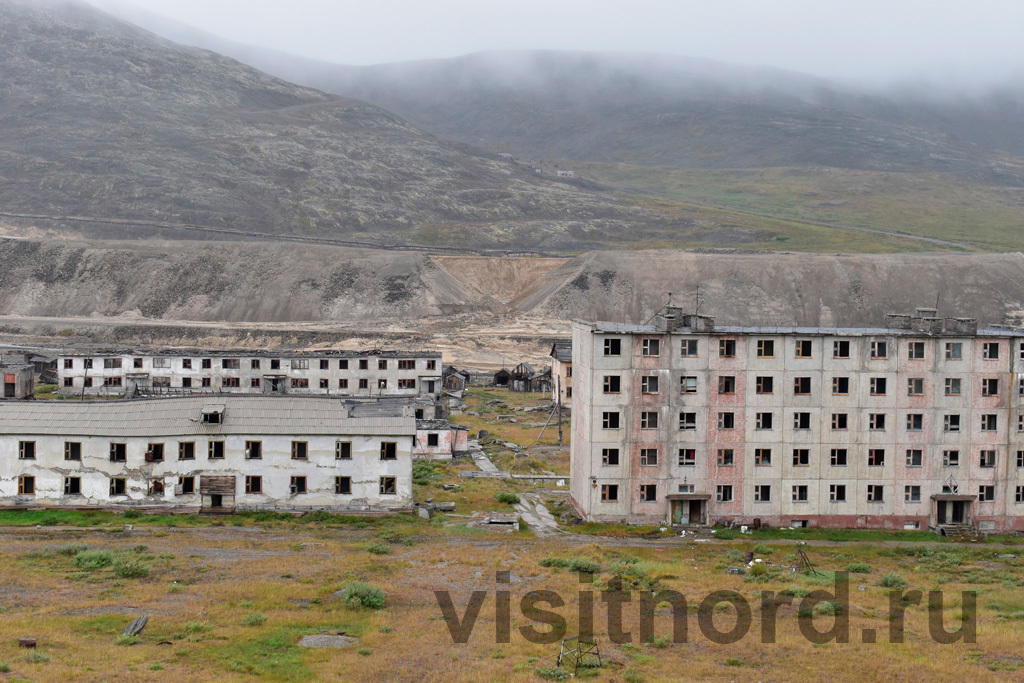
[115,634,141,646]
[412,460,442,486]
[113,556,151,578]
[366,541,391,556]
[495,491,521,505]
[815,601,843,616]
[344,581,387,610]
[879,572,909,590]
[847,562,872,574]
[752,543,773,555]
[535,666,570,681]
[56,543,89,556]
[24,650,51,663]
[74,549,113,570]
[215,627,310,680]
[357,648,372,656]
[241,612,267,626]
[539,556,601,574]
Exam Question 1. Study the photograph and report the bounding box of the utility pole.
[557,375,563,447]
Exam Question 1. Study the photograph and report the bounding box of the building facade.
[551,341,572,405]
[0,396,416,512]
[570,308,1024,532]
[56,349,442,399]
[2,363,34,399]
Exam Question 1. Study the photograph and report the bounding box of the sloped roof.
[550,341,572,362]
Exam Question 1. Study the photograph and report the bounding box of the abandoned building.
[0,396,416,512]
[508,362,553,394]
[55,349,442,399]
[493,368,511,387]
[550,341,573,405]
[443,365,471,393]
[570,307,1024,533]
[1,362,34,399]
[343,399,469,459]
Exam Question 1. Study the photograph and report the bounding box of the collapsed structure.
[570,308,1024,532]
[0,396,416,512]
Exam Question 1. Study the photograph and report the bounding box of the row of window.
[603,409,1005,433]
[606,337,1005,361]
[63,376,419,390]
[607,374,1008,398]
[14,474,397,497]
[600,482,1012,504]
[64,358,436,371]
[600,445,1017,468]
[16,440,398,462]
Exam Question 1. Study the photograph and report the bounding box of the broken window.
[945,342,962,360]
[831,413,848,430]
[335,477,352,494]
[377,379,387,389]
[906,449,923,467]
[251,359,261,369]
[179,476,195,494]
[103,358,122,369]
[428,359,438,370]
[793,377,811,395]
[869,377,887,395]
[63,378,74,387]
[717,412,735,429]
[222,359,240,369]
[944,414,961,432]
[943,450,960,466]
[604,338,621,356]
[290,476,307,494]
[641,376,659,394]
[678,449,696,466]
[640,411,659,429]
[380,442,397,460]
[133,357,143,369]
[755,448,772,466]
[680,339,698,357]
[641,338,661,356]
[182,378,193,388]
[639,484,657,502]
[792,449,809,466]
[245,441,262,459]
[18,441,35,460]
[291,441,308,460]
[103,377,122,387]
[756,339,774,358]
[982,378,1000,396]
[359,379,369,390]
[601,484,618,502]
[427,433,440,447]
[201,378,211,388]
[602,412,620,429]
[319,378,329,389]
[223,377,240,388]
[208,441,225,459]
[379,477,396,495]
[602,448,619,465]
[271,359,281,370]
[64,442,82,461]
[830,449,848,466]
[336,441,352,460]
[719,339,736,357]
[291,378,309,388]
[756,412,773,430]
[109,477,127,496]
[867,485,884,502]
[905,485,921,503]
[718,375,735,394]
[792,485,808,502]
[320,359,331,370]
[1018,451,1024,468]
[338,379,348,389]
[870,341,887,359]
[202,358,212,369]
[109,443,126,462]
[983,342,1000,360]
[182,359,192,369]
[398,359,415,370]
[398,379,416,389]
[793,412,811,430]
[358,359,368,370]
[18,475,35,495]
[907,378,924,395]
[906,414,923,431]
[832,377,849,394]
[717,449,734,466]
[245,476,262,494]
[678,412,696,430]
[178,442,195,460]
[84,358,93,369]
[377,359,388,370]
[980,450,997,468]
[908,342,925,359]
[832,340,850,358]
[146,443,164,462]
[148,479,165,495]
[64,477,81,495]
[868,449,885,467]
[84,377,93,388]
[795,339,812,358]
[830,484,846,502]
[756,376,773,394]
[981,414,997,432]
[291,359,309,370]
[869,413,886,430]
[754,485,771,502]
[680,376,697,393]
[944,377,961,396]
[152,377,171,388]
[1018,486,1024,503]
[979,485,995,502]
[64,358,74,369]
[640,448,658,466]
[716,485,733,502]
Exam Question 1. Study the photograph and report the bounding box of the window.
[223,377,240,388]
[680,376,697,393]
[756,339,774,358]
[908,342,925,359]
[602,375,621,393]
[103,358,122,369]
[756,412,773,430]
[982,378,1000,396]
[906,414,923,431]
[869,377,887,395]
[640,448,658,466]
[979,485,995,502]
[755,448,772,466]
[868,449,885,466]
[398,359,415,370]
[183,377,193,388]
[109,477,127,496]
[640,412,659,429]
[981,414,998,432]
[359,379,369,390]
[717,412,735,429]
[792,485,809,502]
[84,358,93,369]
[678,449,696,466]
[756,376,773,394]
[867,485,884,502]
[291,476,307,494]
[905,486,921,503]
[84,377,93,388]
[944,378,961,396]
[680,339,698,357]
[1020,413,1024,432]
[242,440,261,460]
[678,412,696,430]
[178,442,195,460]
[869,413,886,430]
[754,485,771,502]
[378,359,388,370]
[358,359,368,370]
[292,359,310,370]
[719,339,736,357]
[201,409,221,425]
[795,339,812,358]
[379,477,396,495]
[64,442,82,461]
[980,450,997,468]
[179,476,195,494]
[146,443,164,462]
[319,378,329,389]
[793,377,811,395]
[201,378,211,388]
[983,342,1000,360]
[717,449,734,466]
[380,442,397,460]
[639,484,657,502]
[906,449,923,467]
[833,340,850,359]
[907,378,924,395]
[830,484,846,502]
[103,377,122,388]
[601,448,620,466]
[245,476,262,494]
[202,358,212,369]
[208,441,225,459]
[18,441,35,460]
[641,376,659,394]
[152,377,171,388]
[335,476,352,494]
[397,379,416,389]
[945,342,962,360]
[336,441,352,460]
[63,358,73,369]
[1018,486,1024,503]
[251,359,261,369]
[943,414,960,432]
[601,484,618,502]
[147,479,166,496]
[718,375,735,394]
[943,450,960,466]
[272,359,282,370]
[338,379,348,389]
[716,485,733,502]
[19,475,35,495]
[870,341,888,359]
[832,377,849,394]
[182,359,193,369]
[426,360,436,370]
[793,412,811,430]
[63,377,74,388]
[1019,450,1024,468]
[641,338,660,356]
[603,338,621,356]
[831,413,848,430]
[133,357,143,368]
[602,412,620,429]
[291,378,309,389]
[830,449,848,466]
[792,449,809,466]
[222,359,240,370]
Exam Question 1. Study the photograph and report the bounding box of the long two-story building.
[570,308,1024,532]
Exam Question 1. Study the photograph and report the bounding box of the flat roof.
[0,396,416,437]
[582,322,1024,338]
[56,348,441,359]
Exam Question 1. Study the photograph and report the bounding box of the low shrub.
[535,666,570,681]
[345,581,387,610]
[24,650,50,664]
[115,634,140,646]
[879,572,908,590]
[185,621,212,634]
[56,543,88,556]
[241,612,267,626]
[357,648,372,656]
[814,601,842,616]
[113,556,151,578]
[74,550,113,570]
[539,556,601,574]
[496,492,521,505]
[847,562,872,574]
[366,541,390,556]
[752,543,773,555]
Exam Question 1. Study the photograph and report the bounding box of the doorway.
[670,499,706,525]
[210,494,223,509]
[937,500,967,525]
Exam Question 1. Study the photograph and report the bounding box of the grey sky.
[92,0,1024,83]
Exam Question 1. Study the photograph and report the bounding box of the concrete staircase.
[939,524,982,542]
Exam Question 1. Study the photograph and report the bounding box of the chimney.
[915,307,938,318]
[886,314,913,330]
[656,306,684,332]
[945,317,978,336]
[912,316,943,335]
[690,315,715,332]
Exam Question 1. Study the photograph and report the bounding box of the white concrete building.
[0,396,416,512]
[56,349,442,399]
[551,341,572,405]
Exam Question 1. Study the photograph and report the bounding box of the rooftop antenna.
[694,283,704,316]
[642,293,674,326]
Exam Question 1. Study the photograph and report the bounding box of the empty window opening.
[380,442,397,460]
